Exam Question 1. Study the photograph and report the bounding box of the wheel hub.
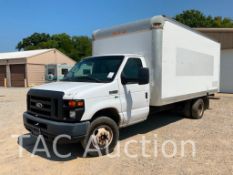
[92,126,113,148]
[198,104,204,116]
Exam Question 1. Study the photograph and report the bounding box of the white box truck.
[23,16,220,155]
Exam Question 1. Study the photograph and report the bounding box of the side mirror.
[121,74,128,85]
[138,68,149,85]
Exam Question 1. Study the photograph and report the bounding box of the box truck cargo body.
[23,16,220,155]
[93,16,220,106]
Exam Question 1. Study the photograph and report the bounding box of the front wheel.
[81,117,119,156]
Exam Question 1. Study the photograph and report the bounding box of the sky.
[0,0,232,52]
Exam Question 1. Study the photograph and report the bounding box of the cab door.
[119,57,150,125]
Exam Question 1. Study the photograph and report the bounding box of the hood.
[32,81,117,99]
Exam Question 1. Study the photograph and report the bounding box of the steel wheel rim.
[91,125,113,149]
[197,103,204,116]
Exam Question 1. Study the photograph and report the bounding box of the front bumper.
[23,112,90,142]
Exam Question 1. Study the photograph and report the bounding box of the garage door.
[10,64,25,87]
[0,65,6,86]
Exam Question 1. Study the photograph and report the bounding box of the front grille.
[29,96,53,117]
[27,89,64,121]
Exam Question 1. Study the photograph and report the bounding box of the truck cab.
[24,54,150,154]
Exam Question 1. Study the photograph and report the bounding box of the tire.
[203,97,210,110]
[81,116,119,157]
[182,101,191,118]
[191,98,205,119]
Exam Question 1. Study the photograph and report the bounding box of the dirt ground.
[0,88,232,175]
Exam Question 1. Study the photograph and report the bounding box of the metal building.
[0,49,75,87]
[196,28,233,93]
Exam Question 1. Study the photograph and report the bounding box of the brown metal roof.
[195,28,233,49]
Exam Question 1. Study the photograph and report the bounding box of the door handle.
[145,92,148,99]
[109,90,118,95]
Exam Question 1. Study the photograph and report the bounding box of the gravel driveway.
[0,88,232,175]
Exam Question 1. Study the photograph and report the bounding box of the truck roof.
[93,15,218,44]
[85,54,143,59]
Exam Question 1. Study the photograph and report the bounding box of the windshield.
[62,56,124,83]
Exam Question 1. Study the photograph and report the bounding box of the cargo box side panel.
[93,30,154,81]
[93,31,152,61]
[161,21,220,104]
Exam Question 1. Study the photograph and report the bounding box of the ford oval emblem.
[36,103,43,109]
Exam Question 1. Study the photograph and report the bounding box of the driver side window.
[122,58,142,84]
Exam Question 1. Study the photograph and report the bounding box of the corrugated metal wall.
[196,29,233,49]
[204,32,233,49]
[220,49,233,93]
[27,64,45,87]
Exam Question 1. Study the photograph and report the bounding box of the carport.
[196,28,233,93]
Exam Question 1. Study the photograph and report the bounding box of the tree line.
[16,33,92,62]
[175,9,233,28]
[16,10,233,62]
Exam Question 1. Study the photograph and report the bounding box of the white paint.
[220,49,233,93]
[93,19,220,106]
[161,21,220,99]
[30,16,221,128]
[93,31,152,68]
[118,56,149,125]
[32,55,149,126]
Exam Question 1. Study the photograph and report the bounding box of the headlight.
[63,99,85,121]
[69,111,76,119]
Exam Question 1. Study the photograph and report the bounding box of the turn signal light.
[77,101,84,107]
[68,100,76,108]
[68,100,84,108]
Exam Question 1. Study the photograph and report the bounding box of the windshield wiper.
[61,76,103,83]
[80,76,102,83]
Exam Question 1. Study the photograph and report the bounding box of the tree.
[175,10,207,27]
[175,10,233,28]
[16,33,50,51]
[72,36,92,59]
[16,33,92,62]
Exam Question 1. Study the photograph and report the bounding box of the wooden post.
[24,78,27,87]
[4,78,7,87]
[6,64,11,87]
